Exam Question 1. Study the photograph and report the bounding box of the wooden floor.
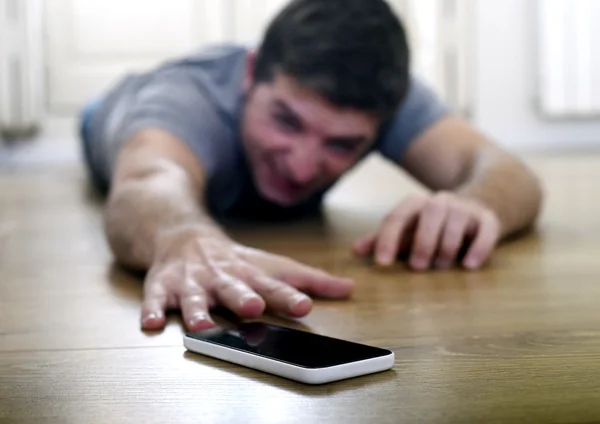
[2,149,600,424]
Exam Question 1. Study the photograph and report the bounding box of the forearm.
[104,161,225,270]
[455,146,543,238]
[102,127,232,270]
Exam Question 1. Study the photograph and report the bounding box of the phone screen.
[186,322,392,369]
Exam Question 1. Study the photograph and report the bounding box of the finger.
[278,262,354,299]
[141,269,169,330]
[352,232,376,257]
[410,195,450,270]
[374,197,425,266]
[250,274,313,317]
[462,212,501,270]
[179,283,215,331]
[211,272,266,318]
[397,218,418,259]
[434,208,472,269]
[235,247,355,299]
[241,325,269,347]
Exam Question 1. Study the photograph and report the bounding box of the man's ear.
[243,50,257,93]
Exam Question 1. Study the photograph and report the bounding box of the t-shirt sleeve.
[107,68,232,180]
[375,76,450,162]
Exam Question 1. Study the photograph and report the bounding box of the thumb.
[279,261,355,299]
[352,231,377,257]
[235,245,355,299]
[141,269,169,330]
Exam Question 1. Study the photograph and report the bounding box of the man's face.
[240,70,380,206]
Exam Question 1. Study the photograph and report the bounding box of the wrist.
[154,221,231,255]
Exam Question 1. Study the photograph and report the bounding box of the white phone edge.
[183,335,395,385]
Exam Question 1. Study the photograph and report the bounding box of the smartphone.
[183,321,395,385]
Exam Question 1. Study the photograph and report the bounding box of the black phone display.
[186,322,393,369]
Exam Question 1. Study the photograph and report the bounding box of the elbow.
[529,171,545,225]
[516,160,545,233]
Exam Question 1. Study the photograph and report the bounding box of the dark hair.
[253,0,410,121]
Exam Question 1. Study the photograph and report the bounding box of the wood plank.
[1,341,599,424]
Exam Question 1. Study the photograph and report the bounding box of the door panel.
[231,0,281,45]
[45,0,228,113]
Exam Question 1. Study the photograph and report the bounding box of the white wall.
[0,0,45,132]
[471,0,600,152]
[405,0,440,93]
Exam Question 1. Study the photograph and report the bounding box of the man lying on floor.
[79,0,543,331]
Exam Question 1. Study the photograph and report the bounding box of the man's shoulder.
[374,75,449,161]
[159,43,250,71]
[145,43,249,123]
[400,76,445,110]
[107,43,249,103]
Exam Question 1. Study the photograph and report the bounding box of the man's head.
[241,0,410,206]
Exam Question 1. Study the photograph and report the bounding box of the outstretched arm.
[104,128,222,270]
[104,129,354,331]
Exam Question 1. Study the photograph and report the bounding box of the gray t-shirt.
[86,44,449,219]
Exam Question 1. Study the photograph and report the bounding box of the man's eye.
[328,141,356,154]
[274,114,300,132]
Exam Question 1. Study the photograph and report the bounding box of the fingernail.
[239,293,262,308]
[435,259,451,269]
[143,312,159,323]
[189,313,213,327]
[289,293,310,311]
[142,312,162,327]
[377,254,393,266]
[411,258,428,270]
[464,258,479,270]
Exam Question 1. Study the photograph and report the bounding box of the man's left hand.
[352,192,501,270]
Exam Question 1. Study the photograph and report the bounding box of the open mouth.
[262,158,306,203]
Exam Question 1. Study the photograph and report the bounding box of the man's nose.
[287,145,320,184]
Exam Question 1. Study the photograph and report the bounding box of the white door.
[44,0,460,114]
[44,0,230,113]
[229,0,287,46]
[404,0,473,115]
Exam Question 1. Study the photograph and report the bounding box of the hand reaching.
[141,227,354,331]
